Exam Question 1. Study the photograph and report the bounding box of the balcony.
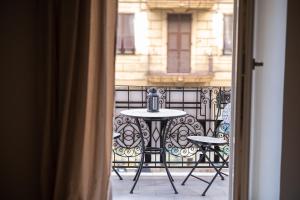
[112,175,229,199]
[112,85,231,199]
[146,0,216,11]
[113,85,230,168]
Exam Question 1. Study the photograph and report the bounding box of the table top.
[188,136,228,145]
[120,109,186,119]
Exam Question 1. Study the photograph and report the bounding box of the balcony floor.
[111,172,229,200]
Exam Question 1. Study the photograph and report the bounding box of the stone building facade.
[115,0,233,86]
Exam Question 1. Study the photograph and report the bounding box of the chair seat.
[188,136,228,145]
[113,132,121,139]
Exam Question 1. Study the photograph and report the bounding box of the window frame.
[167,13,192,73]
[117,13,135,55]
[223,14,234,55]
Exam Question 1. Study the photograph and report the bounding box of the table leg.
[130,118,146,194]
[133,152,145,181]
[162,119,178,194]
[130,117,179,194]
[145,120,152,163]
[160,120,173,181]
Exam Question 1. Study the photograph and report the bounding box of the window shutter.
[179,15,191,73]
[123,14,135,53]
[167,15,179,73]
[117,15,123,53]
[167,14,191,73]
[116,14,135,54]
[223,14,233,55]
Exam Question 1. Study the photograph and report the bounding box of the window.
[223,14,233,55]
[117,14,135,54]
[167,14,192,73]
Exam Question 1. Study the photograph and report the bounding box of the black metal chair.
[112,132,123,180]
[181,135,229,196]
[180,102,231,197]
[181,102,231,196]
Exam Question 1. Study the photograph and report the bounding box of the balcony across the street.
[146,0,215,10]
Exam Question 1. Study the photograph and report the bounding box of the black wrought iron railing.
[112,86,231,169]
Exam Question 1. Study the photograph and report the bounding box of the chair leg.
[181,148,208,186]
[201,153,228,196]
[181,145,228,196]
[213,149,229,180]
[201,171,219,196]
[112,167,123,180]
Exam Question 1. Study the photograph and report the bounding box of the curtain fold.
[40,0,117,199]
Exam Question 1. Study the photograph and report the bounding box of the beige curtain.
[40,0,117,200]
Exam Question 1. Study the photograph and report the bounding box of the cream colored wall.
[116,0,233,86]
[148,11,165,73]
[210,3,233,86]
[116,0,149,86]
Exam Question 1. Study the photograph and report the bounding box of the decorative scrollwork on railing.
[165,114,205,157]
[113,86,232,167]
[217,89,231,109]
[113,115,150,157]
[216,103,231,156]
[158,88,166,107]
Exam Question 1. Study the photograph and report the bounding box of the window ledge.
[147,73,214,85]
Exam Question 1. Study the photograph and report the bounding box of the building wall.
[116,1,149,85]
[116,0,234,86]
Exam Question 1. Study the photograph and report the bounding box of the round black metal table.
[120,109,187,194]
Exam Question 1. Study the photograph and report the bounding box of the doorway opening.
[112,0,235,199]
